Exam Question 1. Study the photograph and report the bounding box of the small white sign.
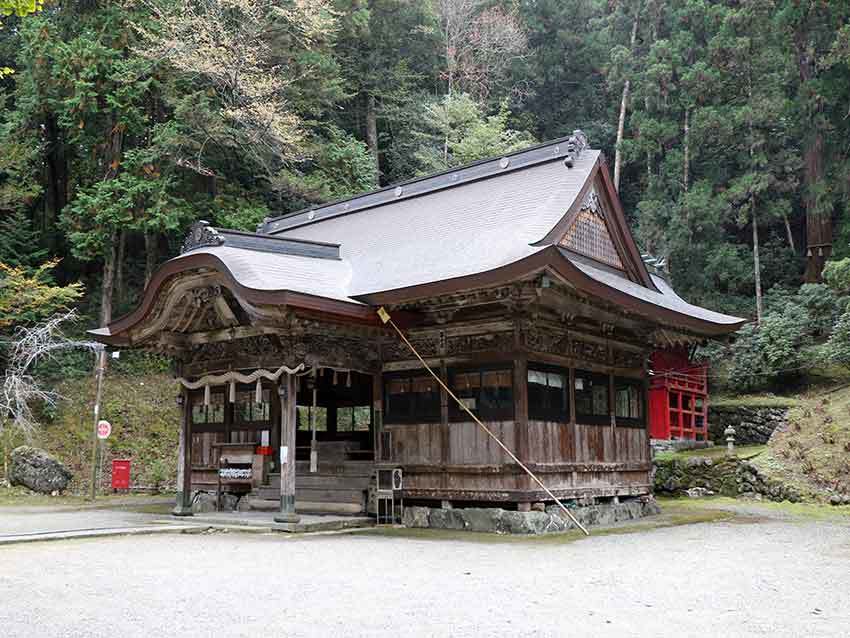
[280,445,288,464]
[219,468,251,480]
[96,420,112,440]
[261,430,270,447]
[574,378,584,391]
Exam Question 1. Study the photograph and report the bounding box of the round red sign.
[97,420,112,440]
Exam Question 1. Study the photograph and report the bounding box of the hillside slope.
[754,385,850,502]
[2,374,180,494]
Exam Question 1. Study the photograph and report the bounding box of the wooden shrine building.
[90,132,745,521]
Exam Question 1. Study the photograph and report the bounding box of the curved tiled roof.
[178,245,355,303]
[92,135,746,342]
[274,150,600,297]
[563,252,744,327]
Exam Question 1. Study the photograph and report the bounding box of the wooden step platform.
[255,485,366,504]
[252,467,372,514]
[243,498,364,516]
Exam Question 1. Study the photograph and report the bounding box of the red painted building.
[648,349,709,441]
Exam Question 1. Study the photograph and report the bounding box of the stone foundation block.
[402,497,659,535]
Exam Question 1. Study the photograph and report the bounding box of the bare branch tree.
[1,311,101,440]
[435,0,528,101]
[136,0,337,179]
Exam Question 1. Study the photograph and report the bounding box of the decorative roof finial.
[564,130,588,168]
[181,220,225,254]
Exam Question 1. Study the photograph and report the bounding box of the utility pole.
[89,347,107,501]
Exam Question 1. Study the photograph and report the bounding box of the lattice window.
[559,190,624,269]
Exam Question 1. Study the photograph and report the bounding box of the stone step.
[293,475,371,489]
[265,474,371,491]
[244,498,365,516]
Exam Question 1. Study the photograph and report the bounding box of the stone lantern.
[724,424,736,457]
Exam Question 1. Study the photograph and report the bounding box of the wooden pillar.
[275,374,299,523]
[514,356,528,460]
[270,385,281,472]
[514,356,529,500]
[643,354,652,462]
[224,385,234,443]
[372,372,383,461]
[309,369,318,472]
[440,359,449,465]
[569,367,579,487]
[609,372,616,464]
[172,386,193,516]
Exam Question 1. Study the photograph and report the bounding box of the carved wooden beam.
[213,295,239,328]
[178,324,288,346]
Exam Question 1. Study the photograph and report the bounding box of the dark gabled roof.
[270,145,606,297]
[258,131,591,235]
[91,136,746,344]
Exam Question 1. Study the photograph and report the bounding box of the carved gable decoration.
[559,188,624,269]
[181,220,224,254]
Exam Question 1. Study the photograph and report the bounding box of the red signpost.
[111,459,131,491]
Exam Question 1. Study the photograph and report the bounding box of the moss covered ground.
[653,444,767,463]
[711,395,799,409]
[657,495,850,522]
[753,384,850,502]
[685,373,850,503]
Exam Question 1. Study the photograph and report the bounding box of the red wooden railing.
[648,363,709,441]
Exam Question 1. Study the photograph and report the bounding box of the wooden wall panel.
[386,424,441,464]
[614,427,648,463]
[527,421,575,464]
[447,421,515,465]
[574,424,620,463]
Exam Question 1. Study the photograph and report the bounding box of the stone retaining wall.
[708,405,791,445]
[402,497,660,535]
[653,456,802,502]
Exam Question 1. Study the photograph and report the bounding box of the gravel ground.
[1,514,849,637]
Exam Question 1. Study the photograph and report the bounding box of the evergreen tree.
[0,209,47,269]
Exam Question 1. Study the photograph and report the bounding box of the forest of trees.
[1,0,850,388]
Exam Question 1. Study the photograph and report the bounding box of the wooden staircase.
[247,460,373,515]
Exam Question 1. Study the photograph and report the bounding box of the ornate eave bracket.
[181,220,225,254]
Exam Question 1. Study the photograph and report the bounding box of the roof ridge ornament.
[582,188,602,215]
[563,130,588,168]
[181,220,225,254]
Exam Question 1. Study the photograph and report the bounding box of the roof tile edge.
[180,221,341,260]
[259,131,590,236]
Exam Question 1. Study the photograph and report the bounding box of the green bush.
[765,283,840,338]
[145,458,170,493]
[726,304,812,392]
[826,307,850,369]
